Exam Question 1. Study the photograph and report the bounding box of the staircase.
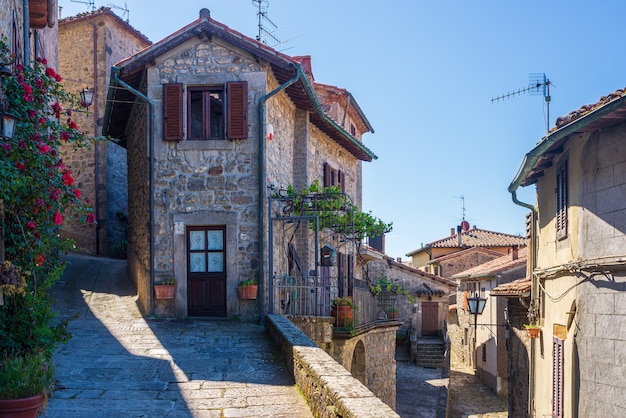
[414,337,446,368]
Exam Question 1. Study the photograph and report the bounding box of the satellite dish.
[461,220,470,232]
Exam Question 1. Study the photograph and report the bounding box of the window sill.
[175,140,235,151]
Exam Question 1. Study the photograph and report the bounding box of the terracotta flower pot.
[527,327,541,338]
[334,304,353,327]
[154,284,175,300]
[0,394,43,418]
[237,285,258,300]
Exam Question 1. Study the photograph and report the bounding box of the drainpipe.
[23,0,29,65]
[510,189,537,417]
[257,64,301,323]
[86,17,100,255]
[111,66,156,315]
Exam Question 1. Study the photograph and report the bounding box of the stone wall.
[265,314,399,417]
[58,11,149,255]
[505,298,530,418]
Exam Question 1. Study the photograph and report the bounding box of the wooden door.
[187,226,226,317]
[421,302,439,337]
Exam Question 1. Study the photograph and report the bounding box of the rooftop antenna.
[453,195,471,231]
[106,2,130,22]
[70,0,96,11]
[252,0,283,48]
[492,73,552,132]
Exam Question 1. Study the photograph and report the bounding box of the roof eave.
[509,95,626,193]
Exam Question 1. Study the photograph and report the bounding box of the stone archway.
[351,340,366,385]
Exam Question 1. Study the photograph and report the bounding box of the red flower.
[62,170,74,186]
[86,213,96,224]
[50,188,60,201]
[15,162,26,171]
[55,74,62,82]
[61,131,70,141]
[67,119,77,130]
[45,67,56,78]
[26,221,36,230]
[73,188,81,198]
[35,254,45,266]
[37,143,50,154]
[52,102,62,118]
[22,83,32,94]
[54,211,63,226]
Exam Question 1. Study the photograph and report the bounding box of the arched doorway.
[351,340,366,385]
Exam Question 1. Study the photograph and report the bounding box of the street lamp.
[467,293,487,369]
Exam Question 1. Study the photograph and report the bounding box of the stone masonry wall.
[58,13,149,255]
[143,38,265,320]
[265,315,399,417]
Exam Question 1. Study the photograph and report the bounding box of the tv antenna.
[453,195,471,231]
[70,0,96,11]
[252,0,283,48]
[106,2,130,22]
[492,73,552,132]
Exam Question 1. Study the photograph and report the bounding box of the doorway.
[187,226,226,317]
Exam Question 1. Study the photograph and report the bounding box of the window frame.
[187,85,225,140]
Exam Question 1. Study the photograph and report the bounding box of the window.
[482,343,487,362]
[163,81,248,141]
[552,337,564,418]
[555,160,568,240]
[323,162,346,193]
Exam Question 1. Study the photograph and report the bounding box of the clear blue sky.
[60,0,626,259]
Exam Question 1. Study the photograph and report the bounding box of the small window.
[163,81,248,141]
[555,160,568,240]
[482,343,487,362]
[350,123,356,137]
[323,162,346,193]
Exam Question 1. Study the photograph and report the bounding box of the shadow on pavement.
[46,253,311,417]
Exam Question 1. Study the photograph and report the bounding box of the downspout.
[510,189,537,417]
[111,66,156,315]
[23,0,29,65]
[257,64,301,322]
[86,17,100,255]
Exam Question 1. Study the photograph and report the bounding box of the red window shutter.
[463,291,468,310]
[163,84,183,141]
[323,163,332,187]
[226,81,248,139]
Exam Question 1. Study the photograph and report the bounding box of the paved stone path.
[395,347,448,418]
[46,254,312,417]
[447,358,508,418]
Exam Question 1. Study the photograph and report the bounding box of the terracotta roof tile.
[452,248,527,280]
[552,88,626,132]
[59,7,150,45]
[426,228,526,249]
[491,277,531,297]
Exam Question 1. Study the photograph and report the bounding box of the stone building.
[491,276,531,418]
[509,85,626,417]
[449,247,527,397]
[58,8,151,255]
[406,225,526,277]
[102,9,377,322]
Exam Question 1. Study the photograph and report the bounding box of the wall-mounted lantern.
[320,245,336,267]
[80,87,94,109]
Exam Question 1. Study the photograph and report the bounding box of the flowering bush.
[0,35,95,375]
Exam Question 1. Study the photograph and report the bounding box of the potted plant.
[154,278,176,300]
[0,352,54,416]
[331,296,356,328]
[524,323,542,338]
[237,279,258,300]
[385,305,400,319]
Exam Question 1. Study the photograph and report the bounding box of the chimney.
[457,225,462,246]
[512,245,519,260]
[450,228,455,236]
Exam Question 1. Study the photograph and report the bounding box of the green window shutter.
[226,81,248,139]
[163,83,183,141]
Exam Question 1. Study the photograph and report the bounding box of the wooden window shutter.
[226,81,248,139]
[338,170,346,193]
[323,162,332,187]
[347,254,354,297]
[463,290,468,310]
[556,162,568,239]
[163,83,183,141]
[552,337,564,418]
